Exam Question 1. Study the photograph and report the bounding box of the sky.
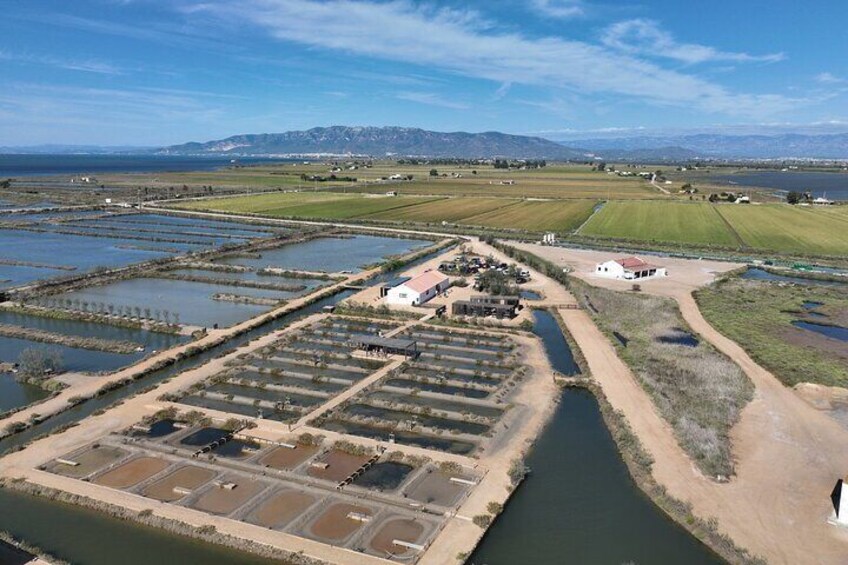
[1,0,847,146]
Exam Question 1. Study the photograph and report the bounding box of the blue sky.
[1,0,847,146]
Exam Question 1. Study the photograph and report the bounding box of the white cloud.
[396,91,469,110]
[816,72,845,84]
[601,19,785,65]
[530,0,584,19]
[182,0,801,118]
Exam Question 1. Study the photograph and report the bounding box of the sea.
[711,171,848,200]
[0,154,300,177]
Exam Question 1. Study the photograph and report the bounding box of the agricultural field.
[716,205,848,256]
[695,275,848,389]
[179,192,598,233]
[579,201,741,247]
[364,197,516,224]
[461,199,597,232]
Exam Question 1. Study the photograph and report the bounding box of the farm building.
[351,335,419,359]
[595,257,667,280]
[379,276,410,298]
[385,270,450,306]
[452,295,521,319]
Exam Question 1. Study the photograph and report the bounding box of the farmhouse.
[385,270,450,306]
[595,257,667,280]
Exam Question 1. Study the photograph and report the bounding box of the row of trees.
[26,296,180,325]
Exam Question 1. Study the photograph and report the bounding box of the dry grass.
[574,280,753,477]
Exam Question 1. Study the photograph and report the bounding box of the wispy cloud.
[530,0,584,19]
[182,0,801,118]
[816,72,845,84]
[601,19,785,65]
[396,91,469,110]
[0,50,124,75]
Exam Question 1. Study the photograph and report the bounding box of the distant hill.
[565,133,848,160]
[159,126,583,159]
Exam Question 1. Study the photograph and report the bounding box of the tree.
[596,162,606,172]
[786,191,802,204]
[18,348,63,380]
[429,168,438,177]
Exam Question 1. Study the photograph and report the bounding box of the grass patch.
[695,276,848,388]
[573,279,753,477]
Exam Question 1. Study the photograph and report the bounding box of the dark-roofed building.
[350,334,419,358]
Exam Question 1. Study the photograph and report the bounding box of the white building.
[595,257,667,280]
[385,270,450,306]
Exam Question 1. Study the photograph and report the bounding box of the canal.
[469,389,722,564]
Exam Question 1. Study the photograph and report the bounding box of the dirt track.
[524,241,848,564]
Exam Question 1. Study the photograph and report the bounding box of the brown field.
[247,489,318,529]
[258,445,318,470]
[142,465,217,502]
[306,450,370,483]
[405,471,470,507]
[93,456,170,489]
[369,518,426,556]
[48,446,128,478]
[190,477,266,515]
[309,503,373,541]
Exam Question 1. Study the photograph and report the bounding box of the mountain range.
[157,126,582,159]
[4,128,847,160]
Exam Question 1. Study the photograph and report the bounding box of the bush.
[472,514,492,528]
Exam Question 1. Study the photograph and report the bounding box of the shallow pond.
[0,310,186,352]
[657,329,700,347]
[0,489,284,565]
[792,320,848,342]
[0,229,172,289]
[741,268,847,287]
[353,462,413,491]
[0,373,48,413]
[520,290,542,300]
[321,420,476,455]
[369,390,502,419]
[344,403,490,435]
[217,235,431,273]
[58,278,284,328]
[0,336,140,374]
[469,388,722,564]
[384,378,490,399]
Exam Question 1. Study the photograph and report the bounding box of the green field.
[461,200,597,231]
[181,192,597,233]
[580,201,741,246]
[364,197,516,223]
[717,205,848,256]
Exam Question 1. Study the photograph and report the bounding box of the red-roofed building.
[386,270,450,306]
[595,256,667,280]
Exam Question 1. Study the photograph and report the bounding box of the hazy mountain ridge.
[566,133,848,159]
[159,126,583,159]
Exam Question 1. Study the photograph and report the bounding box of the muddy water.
[0,489,283,565]
[469,389,722,564]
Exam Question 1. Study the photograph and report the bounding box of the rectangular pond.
[216,235,432,273]
[57,278,288,328]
